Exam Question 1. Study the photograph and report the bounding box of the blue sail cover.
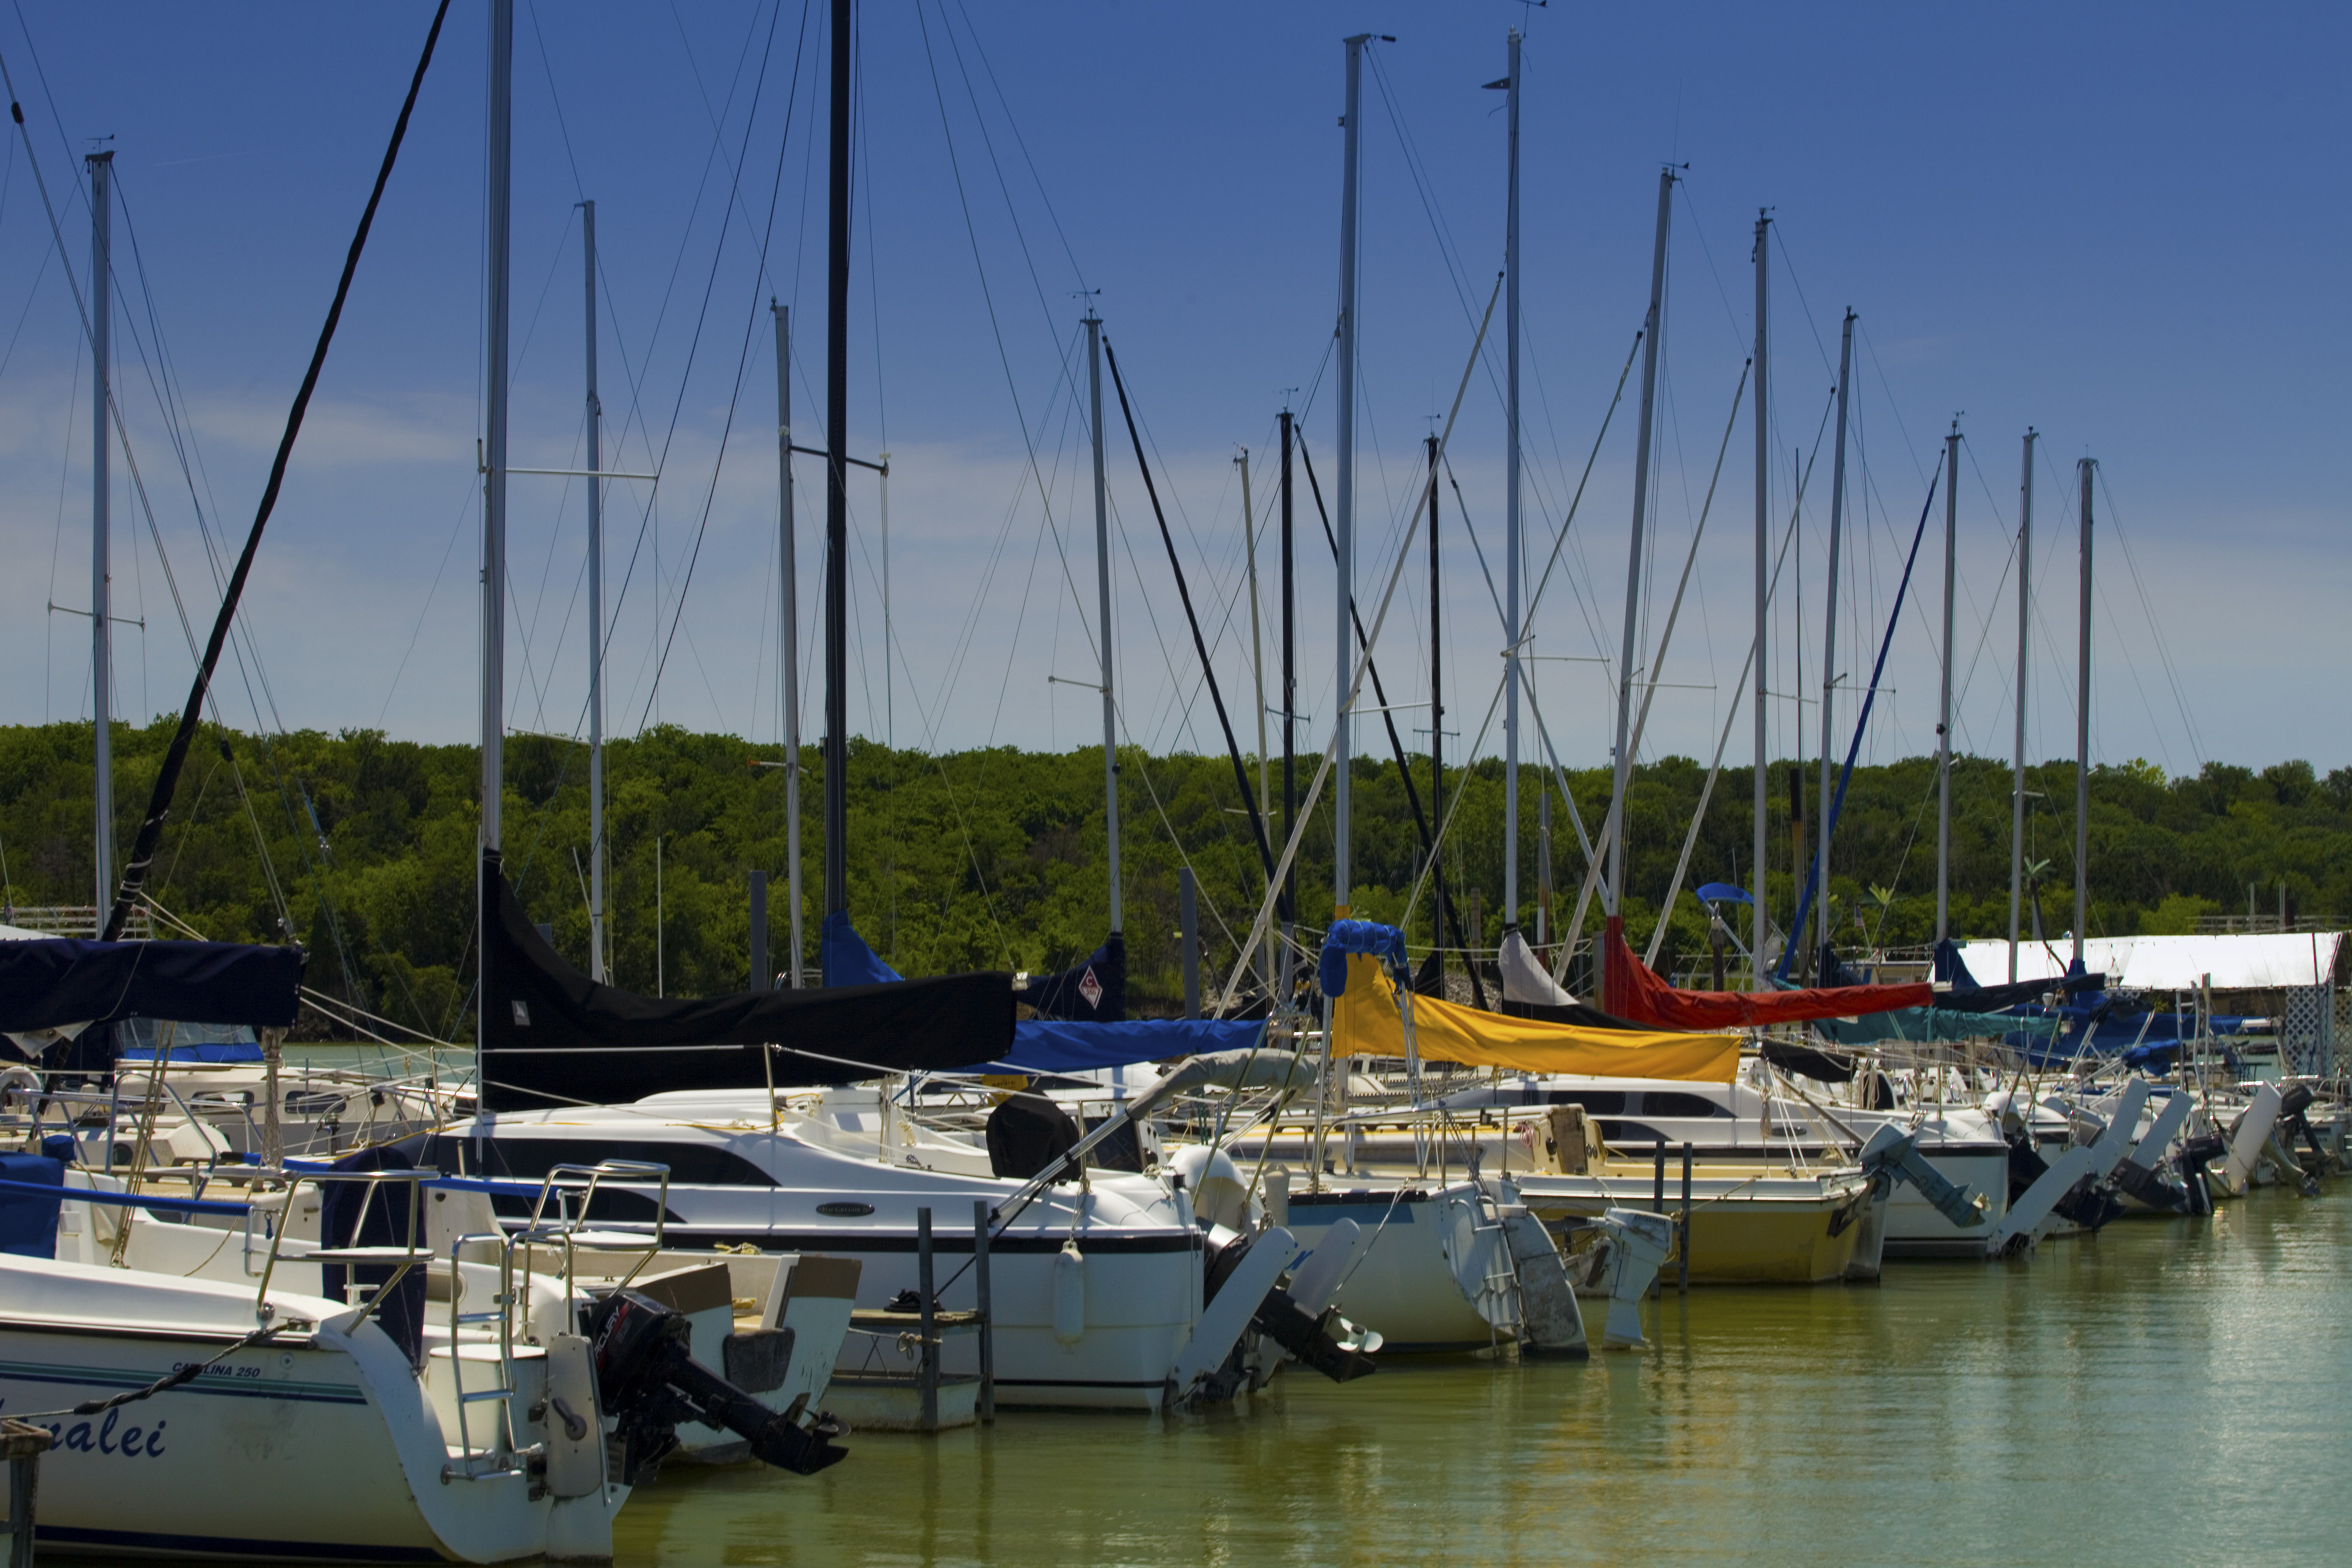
[995,1016,1264,1074]
[821,910,905,988]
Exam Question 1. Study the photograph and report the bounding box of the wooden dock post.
[917,1207,939,1433]
[5,1418,51,1568]
[1651,1142,1666,1298]
[973,1200,995,1424]
[1679,1143,1693,1295]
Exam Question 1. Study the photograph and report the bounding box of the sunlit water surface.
[617,1188,2349,1568]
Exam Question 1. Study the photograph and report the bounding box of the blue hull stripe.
[39,1523,444,1562]
[0,1360,369,1406]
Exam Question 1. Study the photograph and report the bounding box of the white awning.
[1953,931,2344,993]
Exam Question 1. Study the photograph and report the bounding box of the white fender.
[1050,1239,1086,1347]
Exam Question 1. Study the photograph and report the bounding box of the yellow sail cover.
[1331,955,1739,1083]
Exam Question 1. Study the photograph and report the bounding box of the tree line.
[2,718,2343,1039]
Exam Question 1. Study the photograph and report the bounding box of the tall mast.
[1087,312,1120,934]
[1935,421,1958,947]
[1279,407,1297,977]
[1333,34,1366,918]
[2074,456,2094,970]
[88,150,114,921]
[582,199,605,981]
[1607,168,1673,928]
[1750,211,1769,988]
[1426,430,1444,986]
[822,0,852,919]
[1500,28,1523,936]
[2009,430,2035,981]
[480,0,513,1043]
[1813,310,1855,979]
[1243,449,1265,828]
[773,304,804,985]
[1242,447,1269,983]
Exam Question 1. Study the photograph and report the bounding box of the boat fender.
[1052,1239,1086,1347]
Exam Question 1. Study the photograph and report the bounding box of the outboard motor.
[2109,1157,2192,1213]
[1203,1231,1376,1385]
[584,1288,846,1485]
[1857,1124,1986,1229]
[2274,1083,2327,1189]
[2174,1132,2227,1217]
[2052,1175,2126,1233]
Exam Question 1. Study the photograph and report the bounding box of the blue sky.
[0,1,2341,781]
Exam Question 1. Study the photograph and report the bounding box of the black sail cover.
[480,850,1013,1112]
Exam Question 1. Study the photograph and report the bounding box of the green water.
[623,1189,2349,1568]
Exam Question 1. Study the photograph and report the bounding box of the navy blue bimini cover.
[997,1016,1262,1074]
[0,938,302,1034]
[1018,934,1127,1023]
[0,1153,63,1259]
[1319,920,1409,999]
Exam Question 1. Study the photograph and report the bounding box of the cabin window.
[1544,1090,1626,1114]
[420,1135,776,1186]
[1638,1092,1730,1120]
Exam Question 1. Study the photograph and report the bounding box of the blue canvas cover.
[996,1016,1264,1074]
[115,1017,265,1064]
[0,1153,62,1259]
[1319,921,1408,999]
[821,910,905,988]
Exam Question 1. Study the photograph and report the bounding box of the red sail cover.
[1600,918,1931,1029]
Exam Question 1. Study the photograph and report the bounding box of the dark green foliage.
[1,720,2338,1039]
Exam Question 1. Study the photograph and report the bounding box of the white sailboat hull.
[0,1256,619,1563]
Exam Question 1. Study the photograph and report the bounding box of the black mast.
[822,0,851,916]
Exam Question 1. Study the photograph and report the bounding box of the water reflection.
[619,1190,2348,1568]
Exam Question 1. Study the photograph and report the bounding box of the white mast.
[1751,211,1769,988]
[774,304,804,985]
[1333,34,1367,918]
[582,199,605,981]
[1242,446,1271,983]
[480,0,513,1039]
[1936,420,1958,947]
[2009,430,2035,982]
[88,150,114,921]
[2074,456,2094,970]
[1813,310,1855,980]
[1087,311,1120,935]
[1501,29,1523,937]
[1607,169,1673,927]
